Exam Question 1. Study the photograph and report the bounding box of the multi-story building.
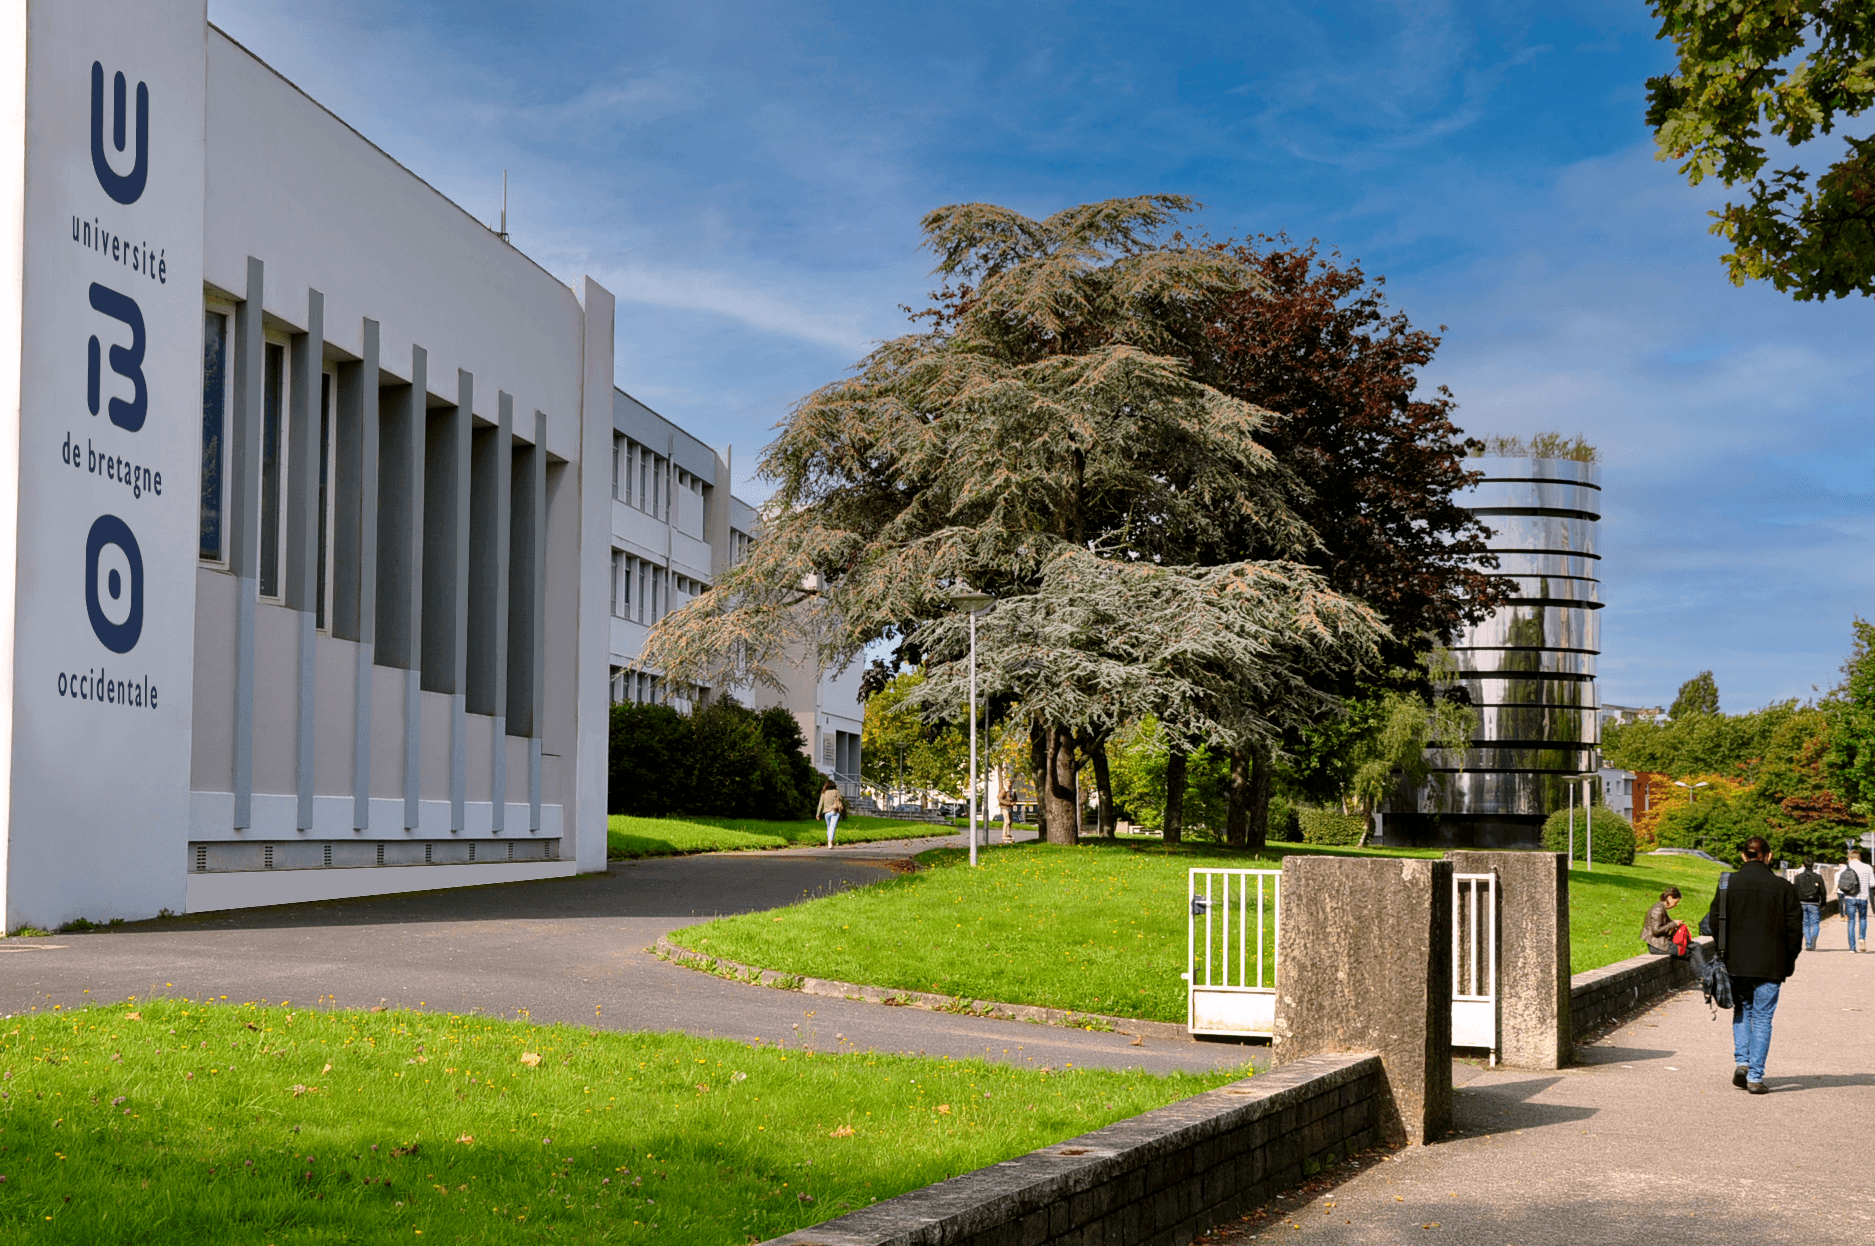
[601,393,863,785]
[0,2,855,929]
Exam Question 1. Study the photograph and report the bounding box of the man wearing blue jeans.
[1843,847,1875,951]
[1793,858,1826,951]
[1706,835,1803,1094]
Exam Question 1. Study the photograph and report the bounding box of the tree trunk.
[1029,720,1049,840]
[1246,738,1273,853]
[1043,726,1079,844]
[1164,749,1187,846]
[1225,749,1248,847]
[1089,737,1115,836]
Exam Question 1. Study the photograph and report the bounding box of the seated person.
[1642,886,1690,957]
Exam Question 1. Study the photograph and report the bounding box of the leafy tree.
[1106,716,1228,836]
[1670,670,1720,719]
[1645,1,1875,299]
[644,196,1386,845]
[861,669,969,804]
[1826,618,1875,816]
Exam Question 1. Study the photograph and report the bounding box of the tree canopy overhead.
[644,196,1389,840]
[1645,0,1875,299]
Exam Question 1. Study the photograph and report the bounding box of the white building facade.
[0,3,619,928]
[601,393,863,785]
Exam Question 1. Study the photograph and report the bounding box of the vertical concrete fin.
[228,256,264,830]
[289,290,323,831]
[348,318,380,829]
[402,346,426,830]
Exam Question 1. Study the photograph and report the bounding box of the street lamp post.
[950,589,994,867]
[1566,771,1601,870]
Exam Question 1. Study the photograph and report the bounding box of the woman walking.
[817,779,846,848]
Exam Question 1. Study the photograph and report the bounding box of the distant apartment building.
[602,393,863,782]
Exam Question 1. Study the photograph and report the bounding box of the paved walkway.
[1209,910,1875,1245]
[0,831,1252,1076]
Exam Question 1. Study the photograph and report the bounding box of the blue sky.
[209,0,1875,715]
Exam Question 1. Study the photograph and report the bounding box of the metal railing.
[1451,871,1498,1062]
[1186,868,1281,1037]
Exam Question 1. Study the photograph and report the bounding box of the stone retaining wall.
[761,1053,1383,1246]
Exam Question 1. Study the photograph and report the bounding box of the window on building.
[199,309,228,563]
[258,340,287,599]
[612,434,624,501]
[822,734,835,765]
[611,550,627,618]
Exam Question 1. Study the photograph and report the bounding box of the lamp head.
[948,588,993,612]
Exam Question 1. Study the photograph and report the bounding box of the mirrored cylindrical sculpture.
[1421,455,1601,843]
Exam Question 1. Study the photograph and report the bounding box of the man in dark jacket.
[1793,858,1827,951]
[1707,835,1803,1094]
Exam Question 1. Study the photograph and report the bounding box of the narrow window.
[199,311,226,561]
[315,372,334,629]
[611,550,625,618]
[636,559,646,623]
[259,341,287,598]
[637,446,647,511]
[612,434,623,501]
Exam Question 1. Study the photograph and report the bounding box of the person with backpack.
[1840,847,1875,951]
[1793,858,1827,951]
[1704,835,1802,1094]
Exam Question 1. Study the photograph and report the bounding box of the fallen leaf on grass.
[520,1053,541,1067]
[124,1012,141,1022]
[455,1135,474,1145]
[829,1125,854,1138]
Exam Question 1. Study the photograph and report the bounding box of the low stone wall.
[1569,948,1702,1038]
[761,1053,1383,1246]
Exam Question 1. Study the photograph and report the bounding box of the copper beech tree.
[643,196,1388,843]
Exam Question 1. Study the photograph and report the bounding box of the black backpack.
[1690,937,1733,1013]
[1841,866,1864,898]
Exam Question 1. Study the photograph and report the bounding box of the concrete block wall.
[761,1054,1382,1246]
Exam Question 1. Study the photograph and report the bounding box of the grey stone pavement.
[0,830,1256,1076]
[1216,908,1875,1246]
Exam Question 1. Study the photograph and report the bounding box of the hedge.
[1540,805,1636,865]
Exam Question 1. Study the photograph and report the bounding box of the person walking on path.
[816,779,846,849]
[1839,846,1873,951]
[1793,858,1827,951]
[1706,835,1802,1094]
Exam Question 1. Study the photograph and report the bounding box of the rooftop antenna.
[499,170,509,242]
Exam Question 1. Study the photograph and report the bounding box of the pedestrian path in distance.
[1201,910,1875,1245]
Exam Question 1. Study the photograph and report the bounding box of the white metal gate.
[1185,869,1281,1037]
[1451,871,1498,1060]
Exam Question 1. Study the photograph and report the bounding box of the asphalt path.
[0,832,1256,1075]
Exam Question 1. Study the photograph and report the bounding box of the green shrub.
[1267,795,1302,842]
[1298,808,1365,845]
[609,697,816,821]
[1541,805,1636,865]
[609,701,691,815]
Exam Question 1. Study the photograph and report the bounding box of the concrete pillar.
[1272,855,1453,1146]
[334,319,380,830]
[1447,850,1572,1069]
[228,256,264,830]
[285,289,324,832]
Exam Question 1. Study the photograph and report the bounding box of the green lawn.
[607,814,954,860]
[0,998,1241,1244]
[670,839,1730,1024]
[1564,852,1728,974]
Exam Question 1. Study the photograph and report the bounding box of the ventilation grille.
[468,843,476,862]
[376,843,385,866]
[507,842,514,861]
[263,846,274,870]
[424,843,433,864]
[323,844,333,868]
[194,845,207,872]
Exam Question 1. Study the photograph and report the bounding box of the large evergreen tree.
[644,196,1386,842]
